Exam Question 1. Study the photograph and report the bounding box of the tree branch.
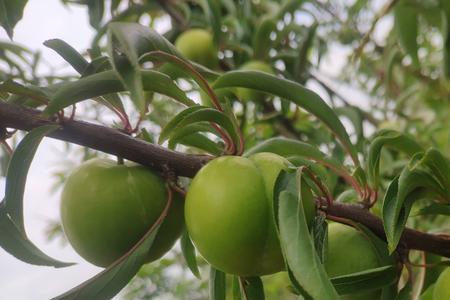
[1,101,450,258]
[0,101,211,178]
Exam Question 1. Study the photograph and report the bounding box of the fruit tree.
[0,0,449,299]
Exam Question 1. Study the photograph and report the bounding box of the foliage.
[0,0,450,299]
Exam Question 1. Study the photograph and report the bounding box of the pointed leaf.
[44,39,89,74]
[210,267,226,300]
[214,71,359,165]
[394,0,419,66]
[275,169,339,299]
[367,130,423,188]
[0,0,27,39]
[240,277,265,300]
[44,70,194,116]
[107,22,181,112]
[180,230,201,279]
[331,266,397,295]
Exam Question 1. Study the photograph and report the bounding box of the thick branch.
[1,101,450,257]
[0,101,211,178]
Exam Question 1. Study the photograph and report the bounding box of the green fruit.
[236,60,275,102]
[175,29,218,69]
[434,267,450,299]
[185,152,315,276]
[421,283,434,300]
[60,158,184,267]
[325,223,385,300]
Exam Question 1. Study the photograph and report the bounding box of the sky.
[0,1,390,299]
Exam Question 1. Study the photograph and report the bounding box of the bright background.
[0,0,390,299]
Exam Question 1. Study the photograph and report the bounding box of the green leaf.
[0,0,27,39]
[275,169,339,299]
[232,276,243,300]
[44,70,194,116]
[415,203,450,216]
[86,0,104,29]
[311,215,327,264]
[0,125,72,268]
[174,133,223,155]
[44,39,89,74]
[214,71,359,165]
[381,149,448,253]
[240,277,265,300]
[0,211,73,267]
[1,79,50,106]
[394,0,419,66]
[210,267,226,300]
[441,1,450,79]
[107,22,181,112]
[4,125,60,233]
[367,129,423,188]
[253,17,276,60]
[331,266,397,295]
[180,230,201,279]
[244,137,350,184]
[198,0,222,44]
[334,106,363,143]
[51,200,168,300]
[159,106,240,152]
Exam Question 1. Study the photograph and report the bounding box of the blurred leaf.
[0,0,27,39]
[394,0,419,66]
[87,0,104,29]
[44,70,194,116]
[331,266,397,295]
[214,71,359,165]
[44,39,89,74]
[198,0,222,44]
[107,22,181,112]
[0,125,72,267]
[253,17,276,60]
[415,203,450,216]
[180,230,201,279]
[210,267,226,300]
[274,169,339,299]
[240,277,265,300]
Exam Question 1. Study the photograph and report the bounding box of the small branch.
[353,0,399,60]
[0,101,211,178]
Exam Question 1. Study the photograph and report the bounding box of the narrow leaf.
[44,39,89,74]
[240,277,265,300]
[214,71,359,165]
[210,267,226,300]
[44,70,194,116]
[0,0,27,39]
[275,170,339,299]
[180,230,201,279]
[394,0,419,66]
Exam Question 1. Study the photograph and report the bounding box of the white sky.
[0,0,390,299]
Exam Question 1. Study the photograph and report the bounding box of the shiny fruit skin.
[434,267,450,299]
[175,29,218,69]
[325,223,383,300]
[236,60,275,102]
[60,158,184,267]
[185,153,315,276]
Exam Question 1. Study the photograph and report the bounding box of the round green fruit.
[60,158,184,267]
[236,60,275,102]
[434,267,450,299]
[175,29,218,69]
[325,223,387,300]
[185,152,315,276]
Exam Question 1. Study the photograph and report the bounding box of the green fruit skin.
[420,283,434,300]
[185,153,315,276]
[325,223,383,300]
[434,267,450,299]
[60,158,184,267]
[236,60,275,102]
[175,29,218,69]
